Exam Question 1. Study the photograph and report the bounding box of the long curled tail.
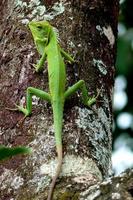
[47,145,63,200]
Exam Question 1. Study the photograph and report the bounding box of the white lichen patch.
[96,25,115,47]
[15,114,56,193]
[75,107,93,130]
[21,18,29,25]
[15,0,27,8]
[28,123,55,166]
[75,102,112,173]
[11,176,24,189]
[19,96,26,106]
[19,51,34,83]
[14,0,66,22]
[112,193,121,199]
[28,171,49,193]
[103,26,115,46]
[116,183,120,188]
[96,25,103,33]
[0,127,4,135]
[52,2,65,14]
[81,185,101,200]
[85,190,101,200]
[28,0,40,7]
[19,93,39,107]
[40,155,102,181]
[73,174,96,184]
[35,176,49,192]
[91,107,112,164]
[20,116,56,191]
[32,96,40,105]
[0,169,24,191]
[19,65,26,84]
[93,59,107,75]
[69,40,75,48]
[100,178,112,185]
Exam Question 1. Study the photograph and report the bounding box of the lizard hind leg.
[64,80,100,107]
[7,87,51,117]
[60,47,75,63]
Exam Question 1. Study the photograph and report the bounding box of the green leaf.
[0,145,32,161]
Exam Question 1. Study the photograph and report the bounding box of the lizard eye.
[37,25,42,30]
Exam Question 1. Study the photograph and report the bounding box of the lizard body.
[16,21,98,200]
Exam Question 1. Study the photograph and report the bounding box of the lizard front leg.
[60,47,75,63]
[34,52,47,72]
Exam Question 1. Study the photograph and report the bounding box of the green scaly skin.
[16,21,98,200]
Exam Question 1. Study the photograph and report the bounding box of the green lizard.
[15,21,98,200]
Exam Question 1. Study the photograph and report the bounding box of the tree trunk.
[0,0,119,199]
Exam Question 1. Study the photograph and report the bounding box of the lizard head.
[28,21,51,45]
[28,21,52,55]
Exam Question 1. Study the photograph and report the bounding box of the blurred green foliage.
[0,145,31,162]
[116,0,133,76]
[116,32,133,76]
[114,0,133,142]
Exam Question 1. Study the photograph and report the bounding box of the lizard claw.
[15,105,30,117]
[87,97,96,106]
[5,104,29,126]
[31,63,38,72]
[6,104,30,117]
[87,86,103,107]
[5,103,19,111]
[31,63,42,73]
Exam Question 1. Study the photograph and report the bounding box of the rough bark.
[0,0,119,199]
[79,169,133,200]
